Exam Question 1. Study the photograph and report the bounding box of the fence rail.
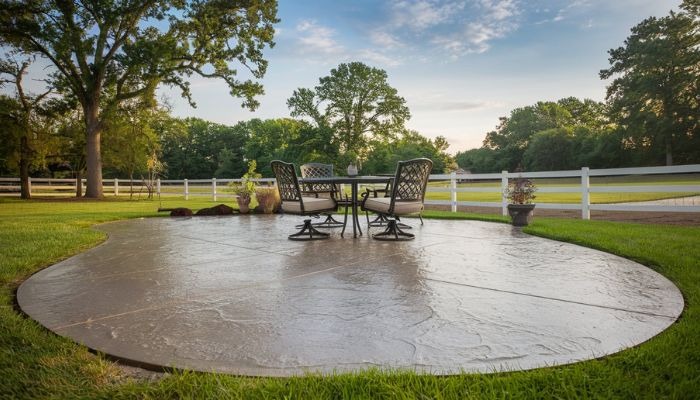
[2,164,699,219]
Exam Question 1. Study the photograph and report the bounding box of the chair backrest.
[300,163,337,193]
[390,158,433,209]
[271,160,302,204]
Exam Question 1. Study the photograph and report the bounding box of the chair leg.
[368,213,391,227]
[395,216,412,230]
[289,219,330,241]
[372,218,415,241]
[312,213,345,228]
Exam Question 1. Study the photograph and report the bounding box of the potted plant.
[254,186,281,214]
[229,160,260,213]
[505,173,537,226]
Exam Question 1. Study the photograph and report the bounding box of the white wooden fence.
[426,164,700,218]
[2,164,699,220]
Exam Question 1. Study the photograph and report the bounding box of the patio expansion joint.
[424,277,677,319]
[173,233,300,257]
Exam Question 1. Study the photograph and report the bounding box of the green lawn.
[425,173,700,204]
[1,197,699,399]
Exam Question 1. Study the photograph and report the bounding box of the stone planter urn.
[237,197,251,214]
[507,203,536,227]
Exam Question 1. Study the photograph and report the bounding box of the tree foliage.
[0,0,278,197]
[600,0,700,165]
[101,102,166,193]
[481,98,610,171]
[160,117,246,179]
[363,130,455,174]
[287,62,410,161]
[0,56,55,198]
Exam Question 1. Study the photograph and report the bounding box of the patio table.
[301,175,392,238]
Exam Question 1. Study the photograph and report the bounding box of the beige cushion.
[363,197,423,215]
[282,196,336,214]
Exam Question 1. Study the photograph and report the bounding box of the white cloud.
[429,0,520,56]
[295,20,344,56]
[378,0,521,58]
[389,0,466,31]
[369,30,404,49]
[356,49,403,67]
[539,0,591,25]
[412,99,504,112]
[480,0,518,21]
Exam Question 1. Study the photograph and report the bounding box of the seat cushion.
[282,197,336,214]
[363,197,423,215]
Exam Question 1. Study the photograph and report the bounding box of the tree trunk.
[84,104,104,198]
[666,142,673,166]
[19,136,31,199]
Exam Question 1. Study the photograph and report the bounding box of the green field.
[1,198,699,398]
[425,173,700,204]
[8,173,699,205]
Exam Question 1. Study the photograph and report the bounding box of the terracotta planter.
[507,203,536,226]
[237,197,251,214]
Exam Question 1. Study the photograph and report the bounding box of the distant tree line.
[1,58,454,192]
[0,106,454,181]
[457,1,699,172]
[144,116,453,179]
[1,0,697,198]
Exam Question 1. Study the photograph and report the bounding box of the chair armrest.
[359,188,371,209]
[371,188,390,198]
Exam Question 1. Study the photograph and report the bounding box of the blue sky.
[167,1,680,152]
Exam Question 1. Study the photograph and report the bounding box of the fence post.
[581,167,590,220]
[501,170,508,216]
[114,178,119,196]
[212,178,217,201]
[156,178,161,197]
[450,171,457,213]
[27,177,32,197]
[184,179,189,200]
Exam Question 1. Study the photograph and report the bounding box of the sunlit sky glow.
[16,1,682,154]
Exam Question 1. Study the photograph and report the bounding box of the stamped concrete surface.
[17,216,683,376]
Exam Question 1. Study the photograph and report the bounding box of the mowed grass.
[1,197,699,398]
[426,173,700,204]
[17,172,700,205]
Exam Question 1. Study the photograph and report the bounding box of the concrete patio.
[17,216,683,376]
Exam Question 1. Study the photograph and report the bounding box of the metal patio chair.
[363,179,423,229]
[271,160,340,241]
[360,158,432,241]
[300,162,349,229]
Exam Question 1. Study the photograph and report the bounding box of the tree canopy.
[600,0,699,165]
[287,62,410,162]
[0,0,278,197]
[0,56,55,198]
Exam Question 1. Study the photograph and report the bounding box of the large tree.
[600,0,699,165]
[0,56,53,198]
[0,0,278,197]
[286,62,410,162]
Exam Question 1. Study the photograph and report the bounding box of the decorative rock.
[195,204,235,216]
[170,208,193,217]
